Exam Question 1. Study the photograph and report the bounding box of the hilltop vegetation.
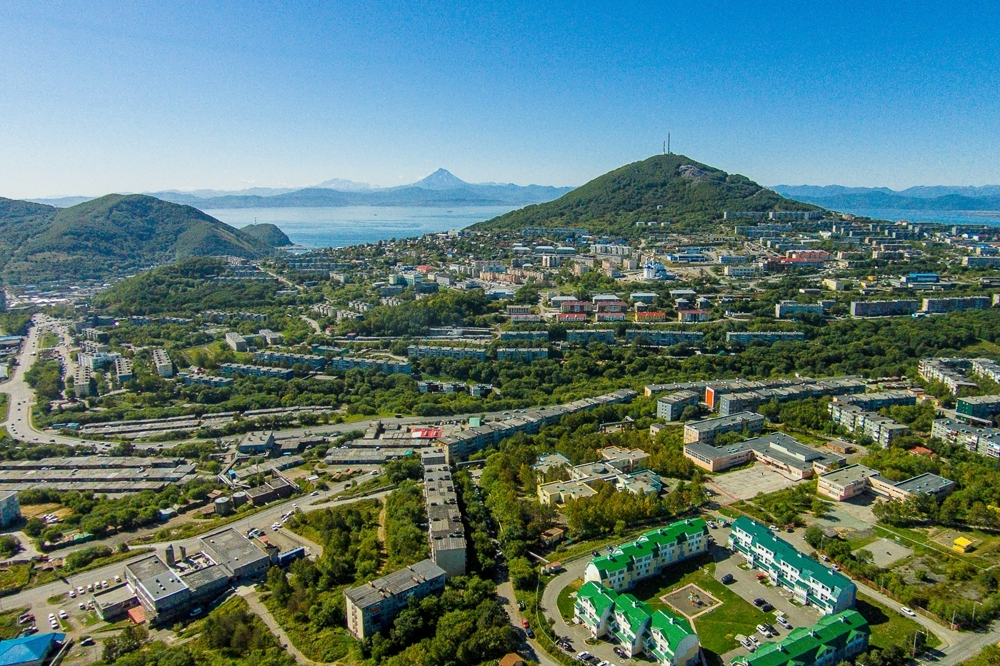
[92,258,284,316]
[0,194,284,284]
[239,223,292,247]
[473,154,819,235]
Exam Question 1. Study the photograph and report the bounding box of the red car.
[521,619,530,629]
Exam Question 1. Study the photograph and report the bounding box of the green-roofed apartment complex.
[574,581,701,666]
[728,517,856,615]
[584,518,709,593]
[731,610,869,666]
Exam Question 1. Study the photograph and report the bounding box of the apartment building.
[566,329,616,344]
[151,349,173,378]
[922,296,991,313]
[113,358,133,383]
[344,559,447,640]
[932,418,1000,458]
[435,390,635,461]
[919,357,979,393]
[421,451,467,578]
[220,363,294,380]
[731,611,869,666]
[327,356,411,375]
[833,391,916,412]
[656,391,700,421]
[224,332,247,352]
[828,403,908,446]
[255,351,327,370]
[73,366,91,398]
[583,519,708,593]
[498,330,549,341]
[775,301,824,318]
[726,331,806,345]
[625,330,704,346]
[683,412,765,444]
[496,348,548,362]
[574,583,701,666]
[956,395,1000,424]
[849,300,920,317]
[407,345,487,361]
[715,379,866,417]
[728,517,856,615]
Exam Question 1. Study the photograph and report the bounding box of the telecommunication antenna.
[668,133,671,154]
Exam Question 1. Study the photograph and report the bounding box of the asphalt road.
[2,479,388,640]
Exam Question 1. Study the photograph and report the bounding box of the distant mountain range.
[0,195,289,284]
[29,169,575,210]
[771,184,1000,211]
[474,154,818,235]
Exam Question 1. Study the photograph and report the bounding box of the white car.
[67,590,75,598]
[901,607,916,617]
[58,610,68,619]
[102,580,108,588]
[77,587,85,595]
[115,575,122,583]
[756,624,772,638]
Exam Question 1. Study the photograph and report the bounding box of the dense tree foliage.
[383,481,429,569]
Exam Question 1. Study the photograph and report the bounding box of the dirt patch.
[660,583,720,619]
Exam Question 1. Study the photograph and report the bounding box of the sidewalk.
[239,586,319,666]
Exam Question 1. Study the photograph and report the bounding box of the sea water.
[203,205,520,248]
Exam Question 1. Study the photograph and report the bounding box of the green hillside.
[472,154,821,235]
[240,223,293,247]
[0,194,282,284]
[92,257,281,316]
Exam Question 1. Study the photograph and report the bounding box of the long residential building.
[731,611,870,666]
[832,391,916,411]
[575,582,701,666]
[932,418,1000,458]
[656,391,700,421]
[421,449,466,578]
[496,347,548,361]
[220,363,294,380]
[407,345,487,361]
[919,357,980,393]
[683,412,765,444]
[224,331,247,352]
[849,300,920,317]
[726,331,805,345]
[327,356,411,375]
[922,296,991,313]
[344,559,447,640]
[828,403,908,446]
[255,351,327,370]
[583,519,708,593]
[716,378,866,417]
[436,389,636,461]
[728,517,856,615]
[625,330,704,347]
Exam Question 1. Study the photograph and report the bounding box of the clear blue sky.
[2,1,999,197]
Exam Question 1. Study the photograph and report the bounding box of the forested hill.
[472,154,821,235]
[239,223,293,247]
[0,194,285,284]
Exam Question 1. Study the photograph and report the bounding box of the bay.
[203,205,519,248]
[834,208,1000,226]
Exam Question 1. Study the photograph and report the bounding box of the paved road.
[0,315,83,446]
[495,578,561,666]
[0,482,387,642]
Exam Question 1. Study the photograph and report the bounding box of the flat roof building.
[344,559,446,640]
[683,412,765,444]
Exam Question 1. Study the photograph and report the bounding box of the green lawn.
[557,580,582,621]
[628,554,772,656]
[855,594,941,650]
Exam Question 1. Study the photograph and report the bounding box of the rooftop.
[893,472,955,495]
[0,633,65,666]
[345,559,446,610]
[818,464,881,487]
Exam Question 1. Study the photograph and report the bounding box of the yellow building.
[952,537,974,553]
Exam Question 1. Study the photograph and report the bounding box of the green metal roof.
[613,594,654,635]
[589,518,708,575]
[732,610,869,666]
[649,608,695,653]
[732,516,853,596]
[576,581,618,616]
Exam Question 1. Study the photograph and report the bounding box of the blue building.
[0,633,65,666]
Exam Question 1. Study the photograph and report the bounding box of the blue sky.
[2,1,999,197]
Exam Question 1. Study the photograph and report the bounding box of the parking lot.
[858,537,913,568]
[709,463,800,501]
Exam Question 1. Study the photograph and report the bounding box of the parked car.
[756,624,772,638]
[752,598,766,607]
[521,619,530,629]
[901,607,916,617]
[58,610,68,620]
[721,573,734,584]
[525,628,534,639]
[67,590,75,598]
[777,617,792,629]
[613,647,626,658]
[761,603,774,613]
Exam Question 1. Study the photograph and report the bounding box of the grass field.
[557,579,582,621]
[855,594,941,650]
[628,554,772,656]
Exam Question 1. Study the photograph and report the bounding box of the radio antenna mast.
[667,133,671,154]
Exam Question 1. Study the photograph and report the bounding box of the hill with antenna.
[471,154,820,234]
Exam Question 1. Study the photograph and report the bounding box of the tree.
[508,556,537,591]
[267,566,292,605]
[102,624,149,662]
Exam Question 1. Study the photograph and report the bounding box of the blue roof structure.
[0,633,64,666]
